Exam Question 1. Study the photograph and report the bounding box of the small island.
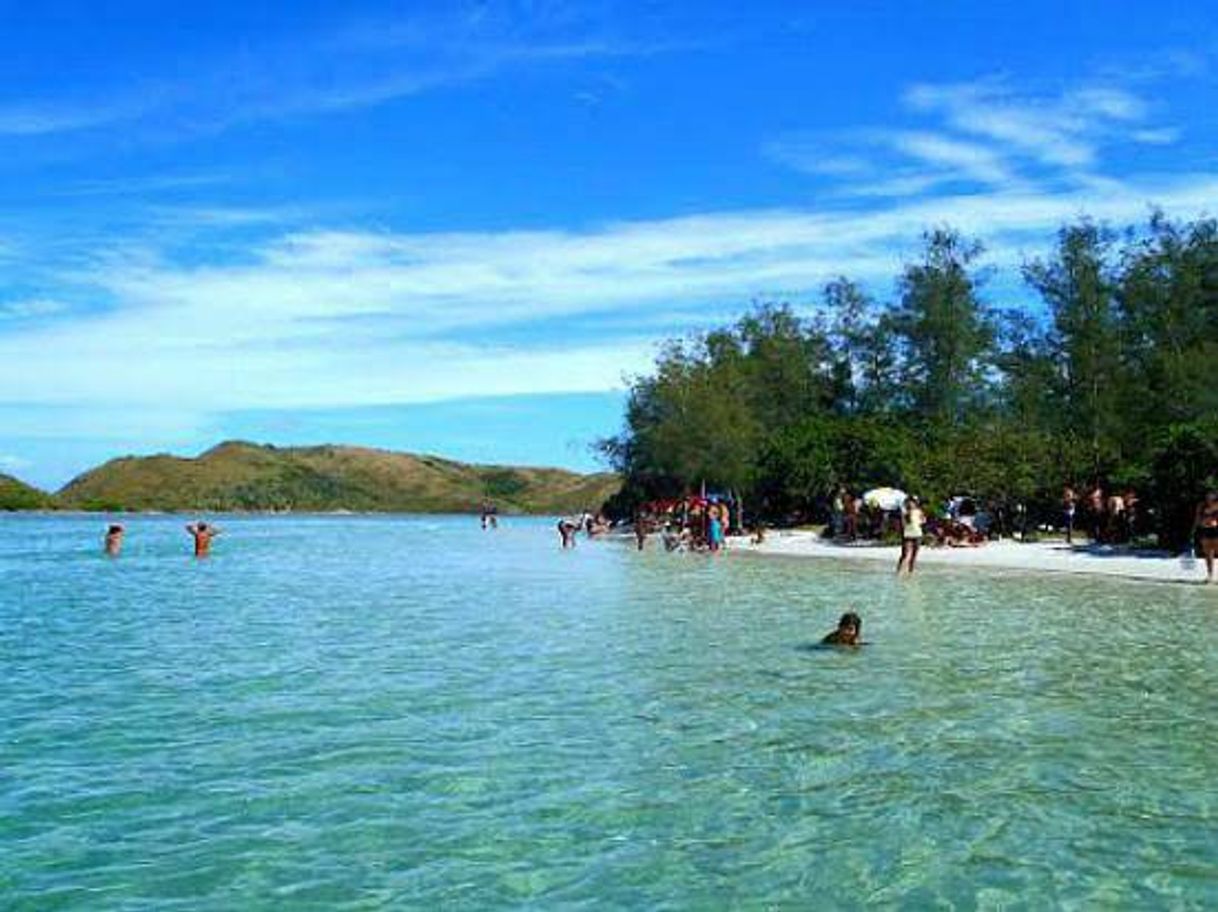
[2,441,620,515]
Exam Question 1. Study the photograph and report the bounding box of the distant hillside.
[56,441,620,514]
[0,473,54,510]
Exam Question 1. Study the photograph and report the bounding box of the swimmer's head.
[107,524,123,534]
[196,521,208,531]
[838,611,861,639]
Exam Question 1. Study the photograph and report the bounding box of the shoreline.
[731,530,1214,587]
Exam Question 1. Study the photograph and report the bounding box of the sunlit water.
[2,515,1217,909]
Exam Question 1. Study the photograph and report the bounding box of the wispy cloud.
[769,74,1182,200]
[889,131,1015,184]
[902,79,1155,167]
[52,173,234,197]
[0,100,148,136]
[0,4,670,141]
[0,298,68,320]
[1,168,1216,417]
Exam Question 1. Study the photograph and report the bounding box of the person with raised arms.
[186,521,220,558]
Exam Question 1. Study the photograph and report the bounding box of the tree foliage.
[601,218,1218,546]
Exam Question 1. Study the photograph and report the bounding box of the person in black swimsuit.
[1194,492,1218,583]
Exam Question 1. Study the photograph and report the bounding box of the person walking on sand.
[1062,485,1078,544]
[843,491,859,541]
[186,521,220,557]
[1193,492,1218,583]
[104,523,124,557]
[1087,484,1105,543]
[897,496,925,575]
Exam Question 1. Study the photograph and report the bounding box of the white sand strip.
[733,530,1213,586]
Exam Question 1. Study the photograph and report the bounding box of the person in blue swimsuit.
[707,503,725,553]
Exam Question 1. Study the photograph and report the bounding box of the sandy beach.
[736,529,1214,586]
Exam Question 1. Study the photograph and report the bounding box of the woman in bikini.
[897,495,926,575]
[1193,492,1218,583]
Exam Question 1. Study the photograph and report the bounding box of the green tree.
[1024,221,1122,480]
[892,229,994,426]
[1118,215,1218,438]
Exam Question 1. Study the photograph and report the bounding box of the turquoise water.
[2,515,1217,909]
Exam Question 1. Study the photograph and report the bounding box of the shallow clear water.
[2,515,1217,909]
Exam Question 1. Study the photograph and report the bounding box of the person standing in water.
[1193,492,1218,583]
[633,511,652,551]
[480,501,499,530]
[104,524,124,557]
[557,518,579,549]
[897,496,925,575]
[186,521,220,557]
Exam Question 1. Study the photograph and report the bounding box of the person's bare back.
[104,524,124,557]
[186,521,219,557]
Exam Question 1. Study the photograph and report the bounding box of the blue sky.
[2,0,1216,489]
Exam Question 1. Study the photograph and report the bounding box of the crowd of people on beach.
[1060,484,1143,545]
[92,482,1218,587]
[633,496,737,554]
[574,481,1218,583]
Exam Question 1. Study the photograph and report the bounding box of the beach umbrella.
[863,487,907,511]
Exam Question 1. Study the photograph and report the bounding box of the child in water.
[822,611,862,646]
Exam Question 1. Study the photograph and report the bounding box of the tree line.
[599,215,1218,549]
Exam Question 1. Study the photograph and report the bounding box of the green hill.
[0,473,55,510]
[56,441,620,514]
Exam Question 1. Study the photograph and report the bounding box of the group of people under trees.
[102,521,220,557]
[629,496,737,554]
[1061,485,1143,545]
[828,487,988,550]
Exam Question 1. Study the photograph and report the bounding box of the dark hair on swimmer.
[839,611,861,631]
[108,524,122,534]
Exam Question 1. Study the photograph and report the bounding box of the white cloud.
[0,298,68,319]
[2,170,1216,418]
[0,7,665,140]
[889,131,1014,184]
[0,453,31,471]
[771,75,1184,201]
[1132,127,1181,145]
[53,173,234,197]
[901,79,1166,169]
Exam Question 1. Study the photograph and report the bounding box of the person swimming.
[185,521,220,557]
[822,611,862,646]
[104,523,124,557]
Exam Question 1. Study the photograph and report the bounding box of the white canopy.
[863,487,908,511]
